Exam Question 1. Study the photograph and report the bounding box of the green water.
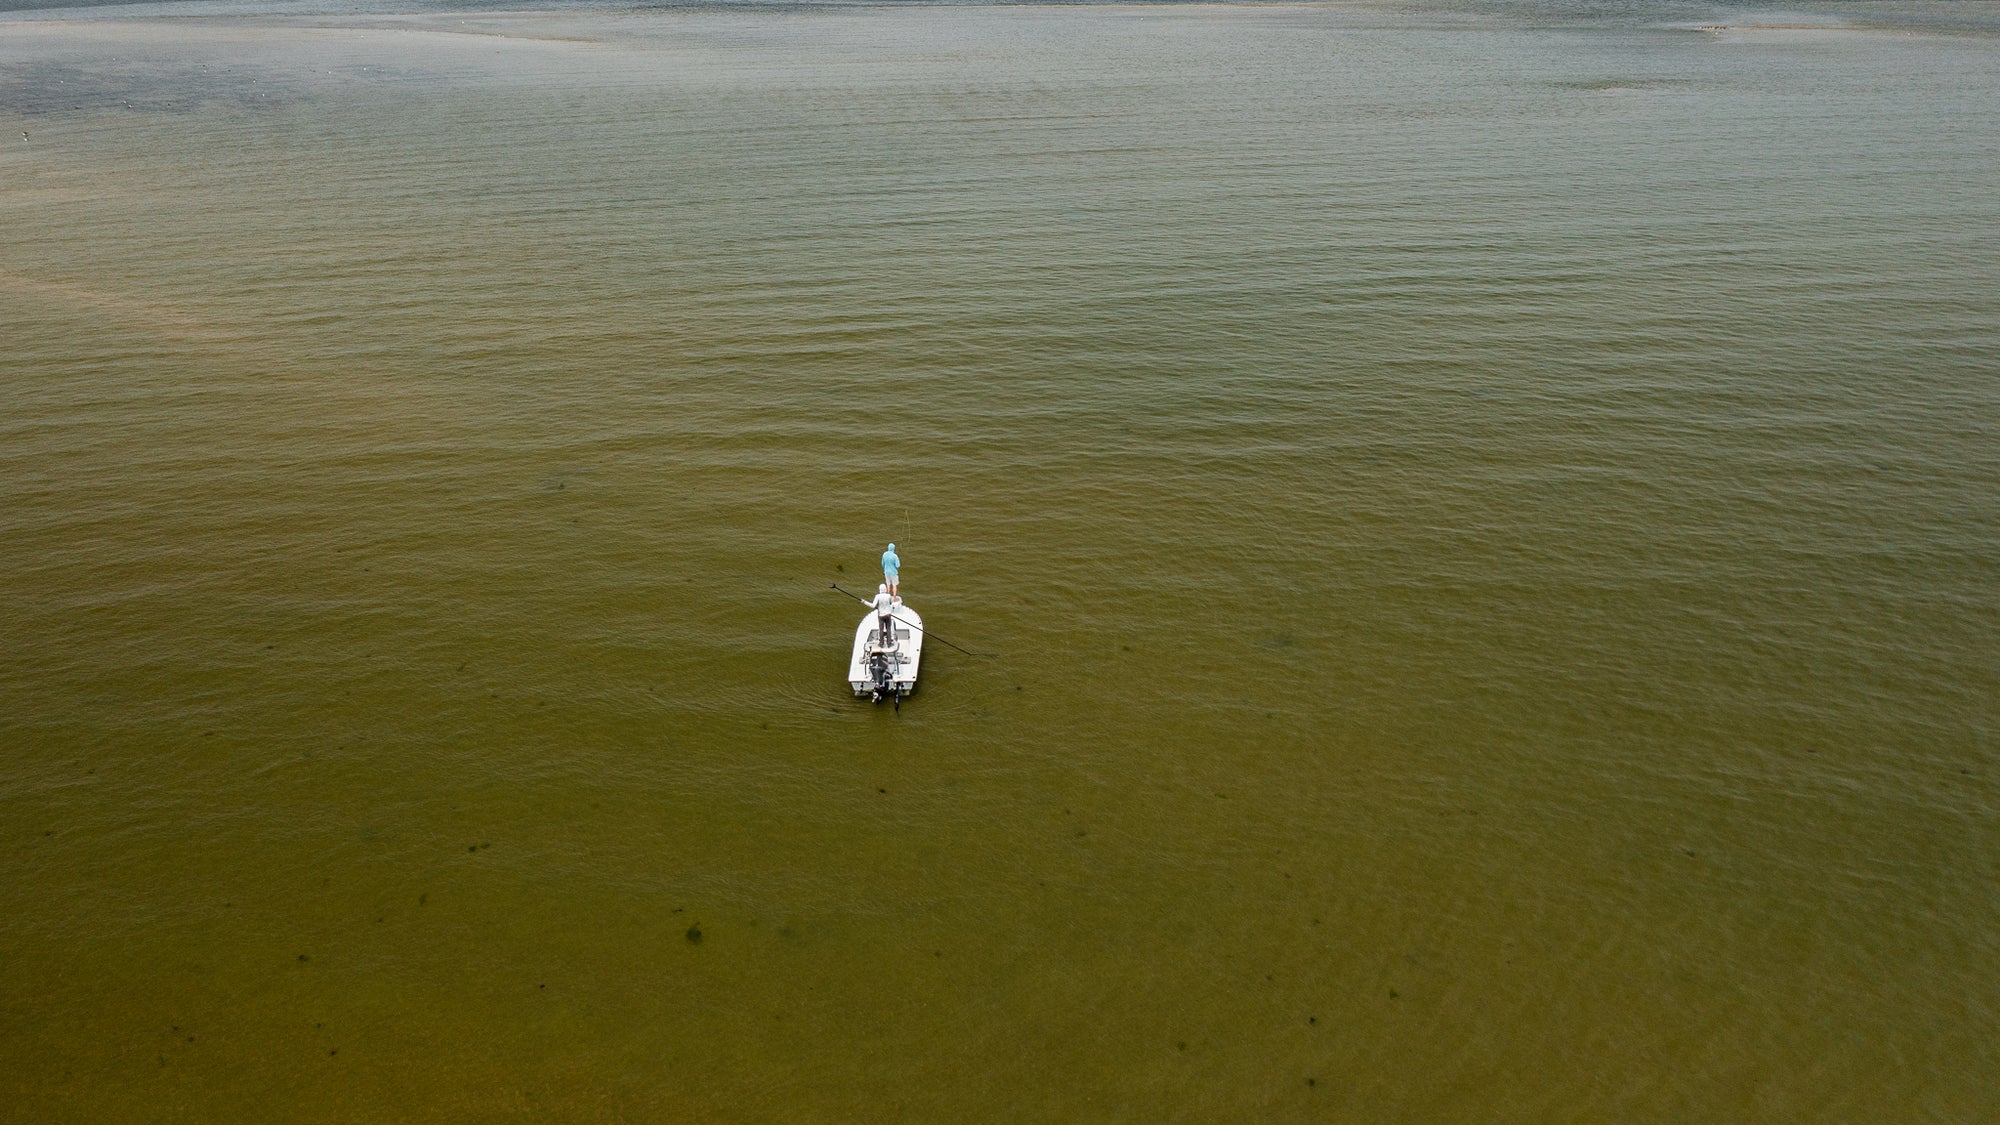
[3,2,1997,1118]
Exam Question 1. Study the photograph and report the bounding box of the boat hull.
[848,602,923,699]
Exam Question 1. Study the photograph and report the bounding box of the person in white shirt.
[870,584,897,648]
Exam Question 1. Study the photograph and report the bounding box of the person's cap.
[879,583,888,592]
[887,542,895,550]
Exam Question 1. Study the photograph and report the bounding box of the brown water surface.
[3,2,1998,1119]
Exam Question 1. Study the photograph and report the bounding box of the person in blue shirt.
[881,543,901,599]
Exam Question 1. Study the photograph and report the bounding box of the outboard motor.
[867,650,891,704]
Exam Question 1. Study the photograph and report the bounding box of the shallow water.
[3,1,1998,1119]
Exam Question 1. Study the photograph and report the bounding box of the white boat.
[848,600,923,703]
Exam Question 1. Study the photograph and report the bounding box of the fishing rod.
[828,584,996,658]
